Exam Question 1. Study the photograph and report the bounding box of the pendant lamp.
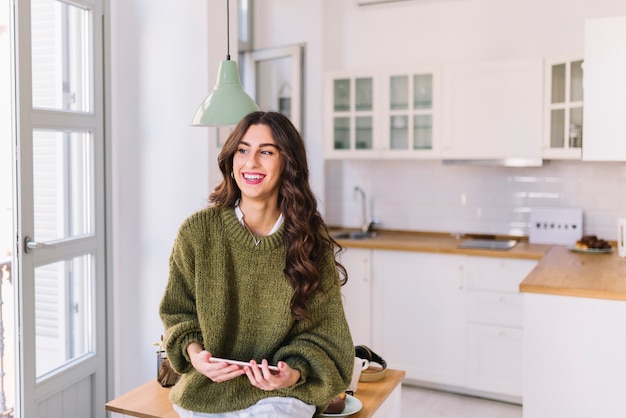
[192,0,259,126]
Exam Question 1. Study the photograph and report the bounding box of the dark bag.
[157,354,180,387]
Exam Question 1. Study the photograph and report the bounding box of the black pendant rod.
[226,0,231,60]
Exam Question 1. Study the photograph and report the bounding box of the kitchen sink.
[332,231,378,240]
[458,238,518,250]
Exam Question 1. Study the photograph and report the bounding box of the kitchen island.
[519,246,626,418]
[334,229,626,416]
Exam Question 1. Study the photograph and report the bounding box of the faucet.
[354,186,380,233]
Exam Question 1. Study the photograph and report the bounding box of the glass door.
[12,0,107,416]
[384,66,441,158]
[543,56,584,159]
[325,71,379,157]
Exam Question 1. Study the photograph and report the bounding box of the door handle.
[24,236,56,253]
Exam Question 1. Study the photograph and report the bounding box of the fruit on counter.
[324,392,347,414]
[575,235,612,250]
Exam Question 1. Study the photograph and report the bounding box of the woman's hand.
[244,359,300,391]
[187,342,245,382]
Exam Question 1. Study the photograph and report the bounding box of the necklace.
[241,216,261,246]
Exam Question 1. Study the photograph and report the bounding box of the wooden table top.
[105,369,406,418]
[350,369,405,418]
[105,379,178,418]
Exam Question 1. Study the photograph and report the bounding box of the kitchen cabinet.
[325,67,440,159]
[524,293,626,418]
[465,256,536,400]
[338,247,373,347]
[325,71,381,158]
[371,250,467,387]
[542,56,584,160]
[441,58,544,163]
[365,248,535,402]
[582,15,626,161]
[381,67,442,158]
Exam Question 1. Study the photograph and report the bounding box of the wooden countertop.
[333,230,550,260]
[105,370,406,418]
[519,245,626,301]
[334,229,626,301]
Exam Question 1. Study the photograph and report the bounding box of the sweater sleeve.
[159,218,204,374]
[273,247,355,410]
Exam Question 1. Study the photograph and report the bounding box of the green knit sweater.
[159,207,354,415]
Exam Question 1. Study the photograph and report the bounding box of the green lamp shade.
[192,60,260,126]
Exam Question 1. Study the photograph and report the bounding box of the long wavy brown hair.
[209,111,347,321]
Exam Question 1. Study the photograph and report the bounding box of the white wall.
[253,0,326,208]
[108,0,626,397]
[325,160,626,240]
[321,0,626,240]
[109,0,325,396]
[109,0,212,395]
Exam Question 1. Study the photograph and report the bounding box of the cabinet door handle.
[458,265,464,289]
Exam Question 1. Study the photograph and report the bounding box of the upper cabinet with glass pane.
[325,67,440,159]
[382,67,441,158]
[543,56,584,159]
[325,71,380,158]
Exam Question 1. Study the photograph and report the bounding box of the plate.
[320,394,363,417]
[568,246,613,254]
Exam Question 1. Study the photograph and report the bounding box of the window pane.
[333,117,350,149]
[570,60,584,102]
[413,74,433,109]
[333,79,350,112]
[550,109,565,148]
[355,116,373,149]
[35,254,94,378]
[390,76,408,110]
[551,63,565,104]
[33,130,94,240]
[413,114,432,149]
[355,78,373,111]
[569,107,583,148]
[31,0,91,112]
[390,115,408,149]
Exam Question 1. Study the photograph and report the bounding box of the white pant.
[173,397,316,418]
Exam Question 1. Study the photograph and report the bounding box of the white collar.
[234,200,284,236]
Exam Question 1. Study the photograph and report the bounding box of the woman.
[159,111,354,417]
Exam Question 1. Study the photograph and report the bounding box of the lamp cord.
[226,0,231,60]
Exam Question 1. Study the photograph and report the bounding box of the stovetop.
[458,239,518,251]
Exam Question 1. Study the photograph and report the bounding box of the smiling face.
[232,123,284,206]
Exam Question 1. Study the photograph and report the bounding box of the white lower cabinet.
[467,324,523,397]
[524,294,626,418]
[356,249,536,402]
[339,247,373,347]
[372,250,467,387]
[465,256,536,400]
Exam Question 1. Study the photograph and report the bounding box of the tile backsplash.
[323,160,626,240]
